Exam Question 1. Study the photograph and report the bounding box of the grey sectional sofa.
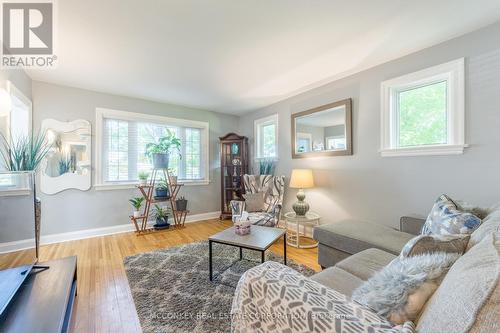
[313,216,425,268]
[232,211,500,332]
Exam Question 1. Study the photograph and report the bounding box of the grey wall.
[32,81,238,235]
[324,125,345,138]
[238,22,500,229]
[296,124,324,148]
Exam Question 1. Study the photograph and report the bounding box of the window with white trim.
[0,81,32,194]
[96,108,209,186]
[380,58,465,157]
[254,114,278,159]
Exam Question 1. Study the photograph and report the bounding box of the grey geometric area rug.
[124,241,315,333]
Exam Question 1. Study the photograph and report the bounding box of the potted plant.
[175,196,188,211]
[138,171,150,185]
[168,168,177,185]
[153,204,170,228]
[154,178,169,198]
[145,129,181,169]
[259,158,276,175]
[0,132,52,259]
[58,157,72,175]
[129,197,144,218]
[0,132,52,171]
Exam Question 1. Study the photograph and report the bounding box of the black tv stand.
[0,256,77,333]
[32,264,50,271]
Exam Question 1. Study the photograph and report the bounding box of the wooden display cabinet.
[219,133,248,219]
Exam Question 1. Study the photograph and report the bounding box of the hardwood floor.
[1,219,320,333]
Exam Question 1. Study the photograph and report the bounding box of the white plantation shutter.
[101,116,205,182]
[103,118,131,181]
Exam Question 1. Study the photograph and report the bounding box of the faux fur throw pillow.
[455,200,490,220]
[400,234,470,259]
[352,252,460,325]
[243,192,265,212]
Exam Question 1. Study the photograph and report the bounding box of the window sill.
[0,189,31,197]
[254,156,279,161]
[380,144,467,157]
[94,180,210,191]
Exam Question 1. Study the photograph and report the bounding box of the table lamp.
[289,169,314,216]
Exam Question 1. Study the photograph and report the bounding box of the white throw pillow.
[242,192,265,212]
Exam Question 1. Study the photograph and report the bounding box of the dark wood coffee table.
[208,226,286,281]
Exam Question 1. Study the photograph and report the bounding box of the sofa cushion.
[416,232,500,333]
[317,243,352,268]
[310,266,364,297]
[336,248,397,281]
[313,219,413,256]
[467,206,500,250]
[469,279,500,333]
[422,194,482,235]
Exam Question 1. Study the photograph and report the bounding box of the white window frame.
[95,107,210,190]
[325,135,346,150]
[1,81,33,143]
[380,58,466,157]
[254,113,278,159]
[296,132,313,152]
[0,82,32,196]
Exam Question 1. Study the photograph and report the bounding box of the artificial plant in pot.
[145,129,181,169]
[129,197,144,218]
[155,178,169,198]
[153,204,170,228]
[0,132,52,258]
[259,158,276,175]
[138,171,149,186]
[0,132,52,171]
[175,196,188,211]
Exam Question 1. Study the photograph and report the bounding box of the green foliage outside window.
[398,81,447,147]
[262,123,276,157]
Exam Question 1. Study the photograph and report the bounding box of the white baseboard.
[0,211,221,254]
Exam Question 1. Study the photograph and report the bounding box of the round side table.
[284,212,320,249]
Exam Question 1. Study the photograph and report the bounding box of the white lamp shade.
[289,169,314,189]
[0,88,12,116]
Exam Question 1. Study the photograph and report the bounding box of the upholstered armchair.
[230,174,285,227]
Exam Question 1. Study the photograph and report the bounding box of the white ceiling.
[26,0,500,114]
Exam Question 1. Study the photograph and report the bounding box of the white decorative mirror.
[41,119,91,194]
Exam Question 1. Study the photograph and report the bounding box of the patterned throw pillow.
[421,194,482,235]
[400,234,470,259]
[242,192,265,212]
[352,252,460,325]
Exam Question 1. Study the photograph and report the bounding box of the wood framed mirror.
[291,98,352,158]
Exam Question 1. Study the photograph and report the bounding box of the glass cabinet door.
[222,142,244,213]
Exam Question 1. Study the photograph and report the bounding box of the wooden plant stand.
[129,168,189,233]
